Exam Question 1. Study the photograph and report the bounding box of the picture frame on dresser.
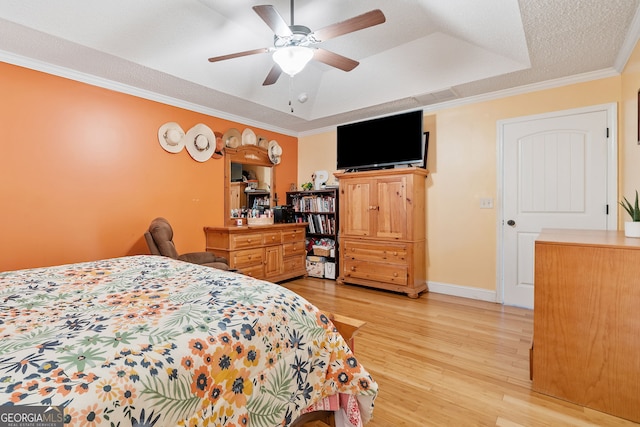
[418,131,429,169]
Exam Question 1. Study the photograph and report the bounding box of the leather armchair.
[144,217,230,271]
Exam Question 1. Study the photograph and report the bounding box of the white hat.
[242,128,257,146]
[185,124,216,162]
[158,122,185,153]
[268,140,282,164]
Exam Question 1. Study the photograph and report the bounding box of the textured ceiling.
[0,0,639,135]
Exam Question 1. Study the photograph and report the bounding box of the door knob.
[507,219,516,226]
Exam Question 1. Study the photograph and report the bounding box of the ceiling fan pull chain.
[289,77,294,113]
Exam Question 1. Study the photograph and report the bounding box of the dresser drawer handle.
[393,272,398,277]
[351,266,356,271]
[393,251,398,256]
[247,239,252,243]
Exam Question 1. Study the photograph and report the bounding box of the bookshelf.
[246,190,270,210]
[286,188,338,279]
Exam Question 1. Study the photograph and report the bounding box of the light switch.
[480,198,494,209]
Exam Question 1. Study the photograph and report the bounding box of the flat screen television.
[336,110,424,171]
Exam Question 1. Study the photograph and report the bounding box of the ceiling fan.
[208,1,386,86]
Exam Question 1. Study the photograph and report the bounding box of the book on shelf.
[290,194,336,213]
[305,214,335,235]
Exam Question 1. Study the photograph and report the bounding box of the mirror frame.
[224,145,275,226]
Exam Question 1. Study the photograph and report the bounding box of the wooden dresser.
[204,223,307,282]
[532,229,640,423]
[334,168,428,298]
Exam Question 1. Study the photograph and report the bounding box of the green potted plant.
[620,190,640,237]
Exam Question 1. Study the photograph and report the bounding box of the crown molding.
[299,68,621,138]
[422,68,621,114]
[2,49,623,139]
[0,49,298,137]
[614,6,640,72]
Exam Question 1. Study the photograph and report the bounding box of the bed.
[0,255,377,426]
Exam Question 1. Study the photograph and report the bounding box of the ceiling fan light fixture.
[272,46,314,76]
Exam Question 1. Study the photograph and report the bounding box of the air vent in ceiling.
[413,88,458,105]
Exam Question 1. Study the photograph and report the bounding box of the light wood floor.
[281,278,639,427]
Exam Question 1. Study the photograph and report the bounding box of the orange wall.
[1,62,297,271]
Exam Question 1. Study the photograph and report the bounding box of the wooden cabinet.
[229,182,247,211]
[532,229,640,423]
[340,174,411,239]
[335,168,428,298]
[264,245,283,277]
[204,223,307,282]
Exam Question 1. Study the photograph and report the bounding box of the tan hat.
[268,140,282,164]
[257,135,269,149]
[158,122,185,153]
[185,124,216,162]
[222,128,242,148]
[212,131,225,159]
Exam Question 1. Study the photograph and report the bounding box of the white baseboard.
[427,281,498,303]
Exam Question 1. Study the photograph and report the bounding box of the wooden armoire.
[335,168,428,298]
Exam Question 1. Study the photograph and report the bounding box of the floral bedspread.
[0,255,377,426]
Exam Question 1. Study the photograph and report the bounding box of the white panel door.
[501,106,616,309]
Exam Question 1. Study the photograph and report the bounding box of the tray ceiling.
[0,0,638,134]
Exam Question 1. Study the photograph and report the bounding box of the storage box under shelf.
[306,256,326,278]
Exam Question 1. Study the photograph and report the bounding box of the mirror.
[224,145,275,225]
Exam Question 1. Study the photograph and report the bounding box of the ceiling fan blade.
[208,48,270,63]
[314,48,359,72]
[253,5,293,37]
[312,9,385,42]
[263,64,283,86]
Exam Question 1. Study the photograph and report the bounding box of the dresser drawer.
[283,254,306,272]
[343,258,408,286]
[262,231,282,245]
[283,241,306,257]
[231,233,263,249]
[343,240,408,264]
[238,264,264,279]
[232,248,264,268]
[282,227,305,243]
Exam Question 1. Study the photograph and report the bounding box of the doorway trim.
[495,103,618,304]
